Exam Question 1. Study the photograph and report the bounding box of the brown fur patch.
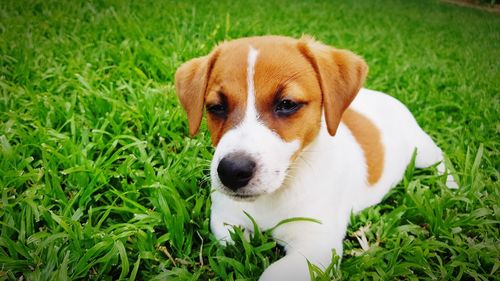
[205,42,249,145]
[251,38,323,150]
[342,109,384,185]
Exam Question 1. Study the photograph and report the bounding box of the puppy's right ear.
[175,49,219,136]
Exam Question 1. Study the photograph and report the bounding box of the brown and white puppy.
[176,35,457,281]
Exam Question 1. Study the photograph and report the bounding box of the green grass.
[0,0,498,280]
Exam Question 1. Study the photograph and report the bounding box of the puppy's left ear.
[298,36,368,136]
[175,49,219,136]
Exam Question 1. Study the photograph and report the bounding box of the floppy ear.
[175,50,219,136]
[297,37,368,136]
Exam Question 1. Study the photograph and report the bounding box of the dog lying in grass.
[175,35,457,280]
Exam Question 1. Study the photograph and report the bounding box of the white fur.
[209,49,457,280]
[245,46,259,118]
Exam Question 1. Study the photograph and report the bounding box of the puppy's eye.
[275,99,302,116]
[207,103,228,118]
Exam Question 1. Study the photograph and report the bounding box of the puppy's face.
[176,36,367,200]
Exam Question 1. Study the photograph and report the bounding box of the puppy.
[175,35,457,280]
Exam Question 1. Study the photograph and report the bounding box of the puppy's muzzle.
[217,152,256,191]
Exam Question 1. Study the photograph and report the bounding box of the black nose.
[217,153,256,191]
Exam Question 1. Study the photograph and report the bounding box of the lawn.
[0,0,498,280]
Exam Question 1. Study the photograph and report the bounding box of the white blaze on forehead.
[246,46,259,120]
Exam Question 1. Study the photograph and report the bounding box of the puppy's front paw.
[211,219,251,246]
[446,174,459,189]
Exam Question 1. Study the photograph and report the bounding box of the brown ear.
[298,37,368,136]
[175,50,219,136]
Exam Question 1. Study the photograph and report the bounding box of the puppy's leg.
[414,131,458,189]
[211,214,232,245]
[211,211,251,244]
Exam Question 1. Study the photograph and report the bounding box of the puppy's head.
[176,36,367,200]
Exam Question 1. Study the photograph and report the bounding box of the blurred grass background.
[0,0,498,280]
